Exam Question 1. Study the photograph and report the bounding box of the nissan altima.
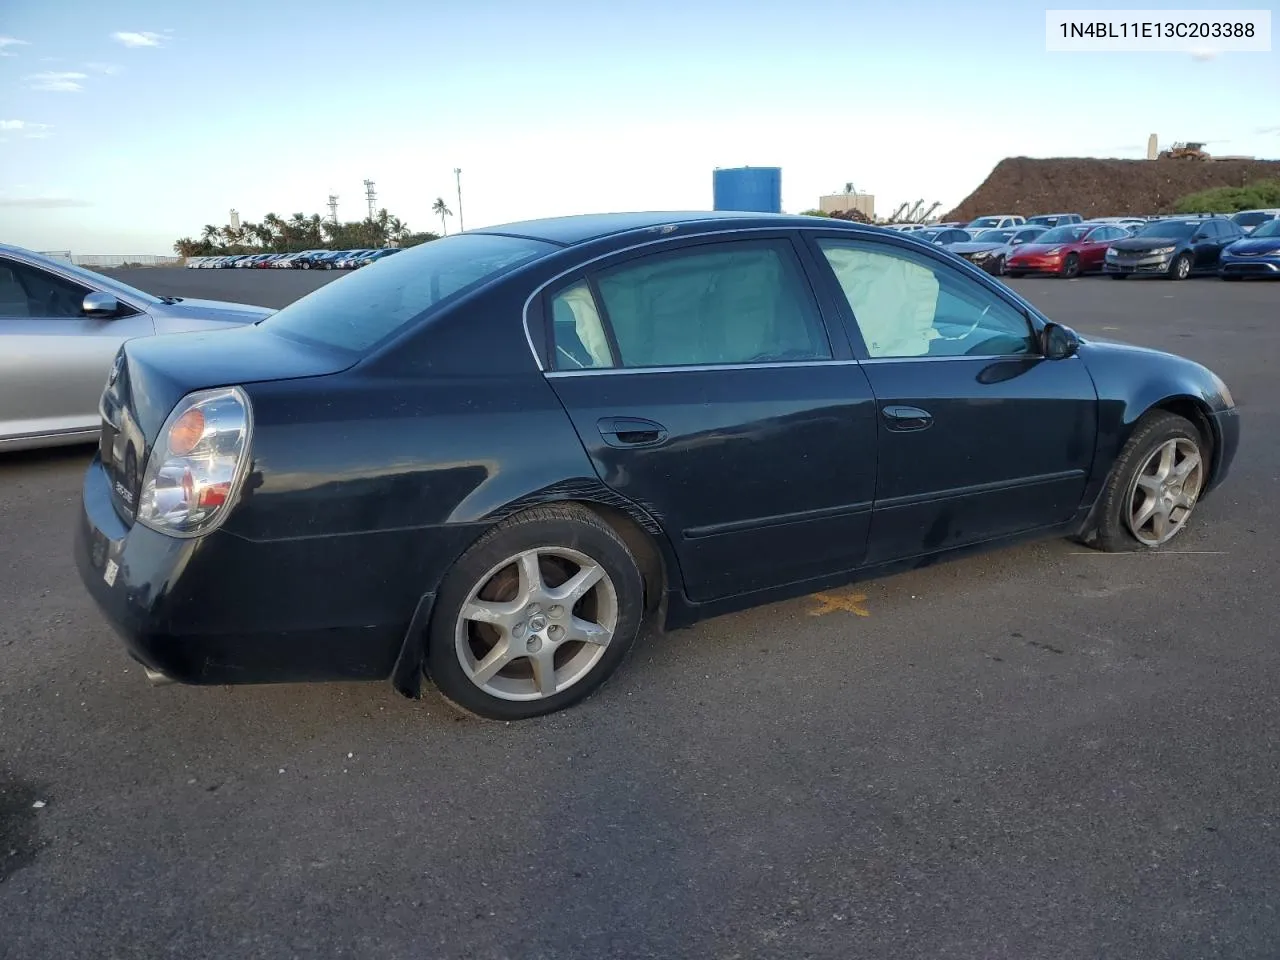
[73,212,1240,720]
[0,244,274,450]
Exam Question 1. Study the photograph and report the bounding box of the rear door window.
[550,239,832,370]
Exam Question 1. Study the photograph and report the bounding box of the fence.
[70,254,182,268]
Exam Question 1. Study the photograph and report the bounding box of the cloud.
[1189,49,1218,62]
[1257,125,1280,135]
[111,31,165,48]
[0,36,30,57]
[84,62,122,75]
[0,120,53,139]
[0,196,91,208]
[25,71,88,92]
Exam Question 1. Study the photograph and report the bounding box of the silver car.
[0,243,273,451]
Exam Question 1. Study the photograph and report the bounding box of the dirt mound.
[828,208,873,224]
[943,156,1280,221]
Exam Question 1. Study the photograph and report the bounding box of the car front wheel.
[426,505,646,720]
[1170,252,1193,280]
[1078,411,1209,552]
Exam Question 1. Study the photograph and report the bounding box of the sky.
[1,0,1277,255]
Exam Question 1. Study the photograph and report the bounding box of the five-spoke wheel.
[456,547,618,701]
[1079,410,1211,552]
[426,505,646,720]
[1125,437,1204,546]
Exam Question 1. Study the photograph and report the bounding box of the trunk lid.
[99,324,357,522]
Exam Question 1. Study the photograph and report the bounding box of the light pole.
[454,168,464,232]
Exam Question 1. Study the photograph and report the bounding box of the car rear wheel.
[1060,253,1080,278]
[425,504,645,720]
[1077,411,1209,552]
[993,255,1006,276]
[1170,252,1193,280]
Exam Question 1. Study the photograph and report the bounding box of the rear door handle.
[598,417,669,448]
[882,405,933,432]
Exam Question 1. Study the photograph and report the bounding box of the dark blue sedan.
[1219,217,1280,279]
[73,212,1240,720]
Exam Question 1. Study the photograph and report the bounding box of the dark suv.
[1104,216,1245,280]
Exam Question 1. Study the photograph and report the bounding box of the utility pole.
[454,168,464,232]
[327,194,339,223]
[363,179,376,222]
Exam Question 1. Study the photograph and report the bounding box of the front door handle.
[598,417,669,448]
[882,405,933,432]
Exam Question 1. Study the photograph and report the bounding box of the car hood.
[150,297,275,325]
[1010,242,1074,256]
[1110,236,1183,252]
[948,241,1005,254]
[1225,236,1280,255]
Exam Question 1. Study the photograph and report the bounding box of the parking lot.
[2,269,1277,959]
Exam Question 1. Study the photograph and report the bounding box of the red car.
[1006,223,1134,278]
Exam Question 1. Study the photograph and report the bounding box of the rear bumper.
[74,455,472,687]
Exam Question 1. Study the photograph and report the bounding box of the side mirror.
[82,291,119,318]
[1041,322,1080,360]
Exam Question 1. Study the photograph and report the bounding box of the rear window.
[259,233,557,352]
[1232,211,1276,228]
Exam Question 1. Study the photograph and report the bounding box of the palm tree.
[432,197,452,236]
[201,224,221,248]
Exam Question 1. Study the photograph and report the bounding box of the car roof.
[471,211,864,246]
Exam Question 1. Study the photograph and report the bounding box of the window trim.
[520,225,1057,373]
[800,231,1047,363]
[539,233,841,375]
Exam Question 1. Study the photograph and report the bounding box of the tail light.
[135,386,253,537]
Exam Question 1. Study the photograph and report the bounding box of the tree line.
[1173,178,1280,215]
[172,198,456,257]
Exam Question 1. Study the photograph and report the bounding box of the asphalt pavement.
[2,268,1277,959]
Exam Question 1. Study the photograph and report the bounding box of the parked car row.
[898,214,1278,281]
[185,249,403,271]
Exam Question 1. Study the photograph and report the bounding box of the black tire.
[1075,411,1209,553]
[993,255,1006,276]
[425,504,646,721]
[1109,273,1127,280]
[1061,253,1080,279]
[301,261,310,270]
[1169,252,1193,281]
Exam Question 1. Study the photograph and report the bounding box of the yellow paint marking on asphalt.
[808,591,870,617]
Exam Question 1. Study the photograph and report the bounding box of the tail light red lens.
[135,386,252,537]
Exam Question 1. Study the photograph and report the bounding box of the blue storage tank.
[712,166,782,214]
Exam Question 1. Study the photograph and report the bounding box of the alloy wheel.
[454,547,618,701]
[1125,437,1204,546]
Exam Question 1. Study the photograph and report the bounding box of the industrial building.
[819,190,875,219]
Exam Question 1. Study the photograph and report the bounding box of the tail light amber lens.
[135,386,252,537]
